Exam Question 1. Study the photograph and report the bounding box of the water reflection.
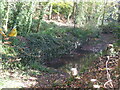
[45,49,99,75]
[59,53,99,76]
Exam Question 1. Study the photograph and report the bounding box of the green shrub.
[100,22,120,35]
[99,22,120,45]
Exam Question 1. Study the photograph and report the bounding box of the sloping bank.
[25,28,97,65]
[2,26,100,70]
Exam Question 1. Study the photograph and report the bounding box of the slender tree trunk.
[27,2,34,33]
[118,1,120,22]
[0,22,2,60]
[36,2,43,32]
[101,0,107,25]
[5,2,10,32]
[73,2,77,28]
[0,2,4,62]
[67,11,72,23]
[48,3,52,20]
[36,2,51,32]
[0,36,2,68]
[57,5,60,21]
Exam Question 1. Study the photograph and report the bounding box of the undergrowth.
[100,22,120,46]
[2,22,101,71]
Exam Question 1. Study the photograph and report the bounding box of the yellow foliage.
[8,28,17,37]
[0,28,6,37]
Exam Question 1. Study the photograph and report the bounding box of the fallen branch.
[104,56,114,88]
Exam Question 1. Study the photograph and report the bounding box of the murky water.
[45,49,100,74]
[60,53,99,74]
[44,33,117,75]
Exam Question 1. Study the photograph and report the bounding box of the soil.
[81,33,117,52]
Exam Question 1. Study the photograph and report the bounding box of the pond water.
[45,49,100,74]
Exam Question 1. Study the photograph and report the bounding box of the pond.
[45,49,100,74]
[45,33,116,74]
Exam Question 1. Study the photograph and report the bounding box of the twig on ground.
[104,56,113,88]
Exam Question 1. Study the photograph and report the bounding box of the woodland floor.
[0,24,120,88]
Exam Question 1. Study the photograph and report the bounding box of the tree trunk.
[57,5,60,21]
[48,3,52,20]
[118,1,120,22]
[67,11,72,23]
[101,0,107,25]
[73,2,77,28]
[36,2,43,32]
[36,2,51,32]
[4,2,10,32]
